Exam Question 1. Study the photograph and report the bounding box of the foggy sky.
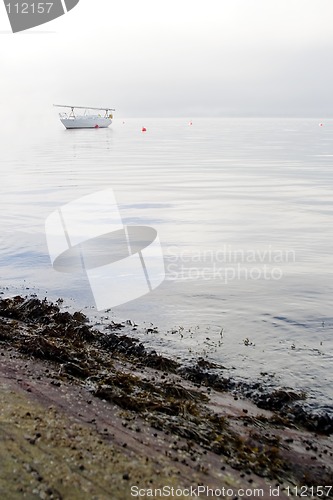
[1,0,333,118]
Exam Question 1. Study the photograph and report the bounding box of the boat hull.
[60,116,112,129]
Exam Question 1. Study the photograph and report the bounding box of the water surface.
[1,117,333,412]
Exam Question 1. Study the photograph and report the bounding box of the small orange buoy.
[319,123,324,127]
[142,127,147,132]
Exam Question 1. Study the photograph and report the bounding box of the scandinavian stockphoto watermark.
[3,0,80,33]
[165,245,296,283]
[130,484,283,497]
[45,189,165,311]
[45,189,295,309]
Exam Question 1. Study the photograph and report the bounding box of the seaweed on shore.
[0,295,333,490]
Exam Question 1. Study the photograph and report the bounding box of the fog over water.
[1,0,333,118]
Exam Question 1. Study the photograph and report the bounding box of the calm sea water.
[1,117,333,413]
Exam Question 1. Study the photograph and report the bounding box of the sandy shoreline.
[0,296,332,499]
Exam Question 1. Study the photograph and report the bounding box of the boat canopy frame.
[54,104,115,119]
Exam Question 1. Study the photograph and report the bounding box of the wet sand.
[0,296,332,499]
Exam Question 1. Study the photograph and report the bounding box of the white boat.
[54,104,115,129]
